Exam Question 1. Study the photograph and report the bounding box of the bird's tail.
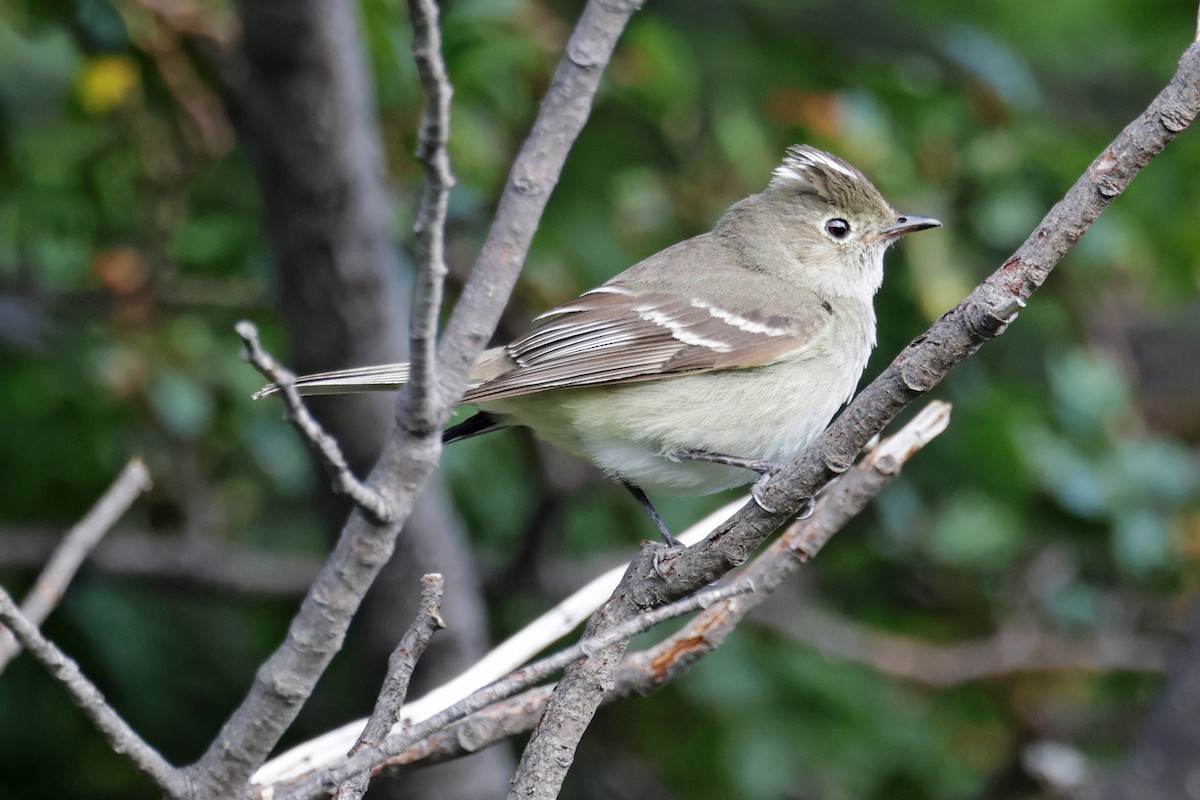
[252,363,411,399]
[254,363,504,446]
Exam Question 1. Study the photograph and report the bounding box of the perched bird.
[256,145,940,544]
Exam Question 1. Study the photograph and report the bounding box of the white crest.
[770,145,862,189]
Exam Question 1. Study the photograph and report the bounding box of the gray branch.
[335,574,446,800]
[0,587,188,798]
[403,0,456,433]
[0,458,151,671]
[503,40,1200,800]
[431,0,645,407]
[274,581,752,800]
[354,401,956,777]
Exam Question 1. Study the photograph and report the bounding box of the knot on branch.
[511,173,544,197]
[900,359,939,393]
[1161,103,1191,132]
[964,296,1025,341]
[823,451,855,474]
[1091,153,1124,198]
[566,38,606,68]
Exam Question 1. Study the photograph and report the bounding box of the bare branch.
[432,0,644,411]
[274,580,752,800]
[238,320,394,523]
[403,0,456,433]
[505,402,951,798]
[500,48,1200,797]
[373,402,955,774]
[0,458,151,671]
[249,501,735,788]
[671,39,1200,596]
[0,586,188,797]
[335,574,446,800]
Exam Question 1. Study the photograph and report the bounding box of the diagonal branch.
[0,458,151,672]
[273,581,753,800]
[298,400,953,782]
[506,39,1200,800]
[0,586,189,797]
[403,0,456,433]
[680,39,1200,592]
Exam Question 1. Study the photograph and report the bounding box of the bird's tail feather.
[252,363,411,399]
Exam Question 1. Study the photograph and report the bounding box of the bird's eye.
[824,218,851,240]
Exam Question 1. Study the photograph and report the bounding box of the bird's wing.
[462,283,829,404]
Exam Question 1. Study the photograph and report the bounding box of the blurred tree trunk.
[1093,605,1200,800]
[229,1,509,796]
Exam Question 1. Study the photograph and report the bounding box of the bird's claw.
[751,471,813,519]
[651,538,687,579]
[750,469,782,513]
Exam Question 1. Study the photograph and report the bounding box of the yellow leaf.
[77,55,141,115]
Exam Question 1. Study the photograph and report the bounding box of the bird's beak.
[881,214,941,239]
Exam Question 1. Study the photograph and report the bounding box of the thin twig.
[0,458,151,672]
[0,586,189,797]
[236,320,394,523]
[335,574,446,800]
[620,403,955,686]
[275,580,751,800]
[403,0,455,433]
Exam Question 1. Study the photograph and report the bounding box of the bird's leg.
[668,449,781,475]
[669,449,813,518]
[620,480,682,550]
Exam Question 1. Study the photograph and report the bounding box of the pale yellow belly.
[480,354,863,495]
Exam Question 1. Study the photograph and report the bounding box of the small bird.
[257,145,940,545]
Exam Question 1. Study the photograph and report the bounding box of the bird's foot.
[620,480,685,577]
[750,471,813,519]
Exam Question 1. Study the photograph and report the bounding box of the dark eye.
[824,218,851,240]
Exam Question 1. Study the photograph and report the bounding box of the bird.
[256,145,940,545]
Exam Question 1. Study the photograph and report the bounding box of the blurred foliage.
[2,0,1200,798]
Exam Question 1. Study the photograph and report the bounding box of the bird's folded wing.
[462,284,825,403]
